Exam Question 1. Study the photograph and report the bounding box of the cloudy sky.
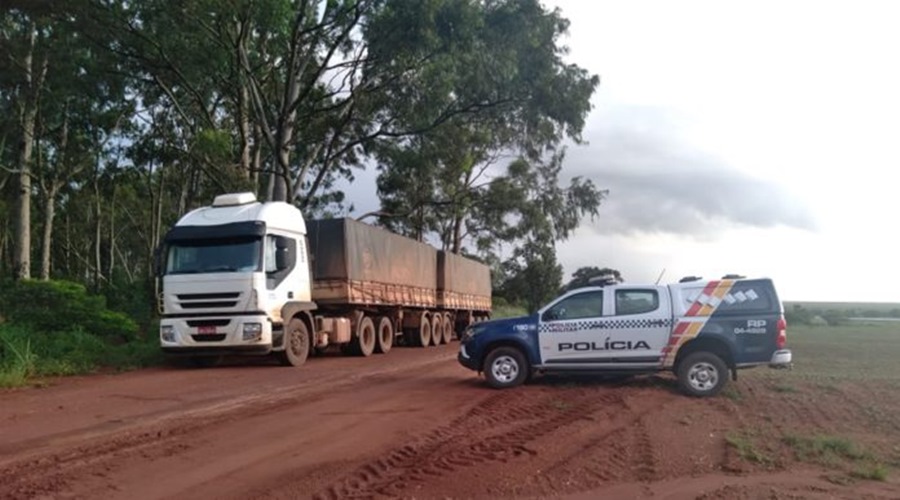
[351,0,899,302]
[545,0,899,302]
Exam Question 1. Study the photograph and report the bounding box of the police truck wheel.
[353,316,376,357]
[483,347,528,389]
[278,318,310,367]
[431,315,443,345]
[677,351,728,397]
[375,316,393,354]
[442,314,453,344]
[418,317,431,347]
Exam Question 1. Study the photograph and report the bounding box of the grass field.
[772,323,900,382]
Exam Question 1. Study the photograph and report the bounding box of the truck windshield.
[165,237,262,275]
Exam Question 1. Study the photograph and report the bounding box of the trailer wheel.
[375,316,393,354]
[277,318,310,367]
[441,314,454,344]
[352,316,376,357]
[418,317,431,347]
[431,314,443,345]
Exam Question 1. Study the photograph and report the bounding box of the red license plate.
[198,326,217,334]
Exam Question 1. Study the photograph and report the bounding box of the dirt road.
[2,344,898,499]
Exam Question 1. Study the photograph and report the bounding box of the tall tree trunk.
[40,184,59,280]
[40,107,68,280]
[108,186,116,280]
[14,23,48,281]
[238,84,252,179]
[94,174,102,289]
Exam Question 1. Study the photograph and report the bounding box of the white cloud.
[546,0,900,301]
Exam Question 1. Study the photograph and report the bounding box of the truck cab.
[159,192,312,363]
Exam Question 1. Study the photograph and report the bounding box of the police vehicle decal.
[539,318,674,334]
[661,279,735,367]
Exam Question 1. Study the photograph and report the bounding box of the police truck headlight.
[242,322,263,341]
[160,325,175,343]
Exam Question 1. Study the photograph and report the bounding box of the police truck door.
[538,289,605,365]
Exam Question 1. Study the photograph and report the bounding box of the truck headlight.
[243,322,262,341]
[160,325,175,343]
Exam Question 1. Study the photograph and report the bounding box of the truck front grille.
[191,334,227,342]
[177,292,241,310]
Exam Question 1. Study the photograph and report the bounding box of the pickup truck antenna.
[655,268,666,285]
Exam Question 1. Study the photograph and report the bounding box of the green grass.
[786,301,900,314]
[781,324,900,381]
[726,431,773,465]
[850,464,888,481]
[0,324,162,388]
[492,302,528,319]
[769,383,798,393]
[782,434,871,464]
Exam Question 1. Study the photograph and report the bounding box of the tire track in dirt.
[0,353,458,500]
[312,383,692,500]
[526,389,678,496]
[312,389,624,500]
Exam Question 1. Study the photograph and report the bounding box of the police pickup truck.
[458,276,792,397]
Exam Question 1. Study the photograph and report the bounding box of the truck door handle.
[288,292,294,299]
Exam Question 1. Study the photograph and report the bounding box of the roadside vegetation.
[0,280,161,388]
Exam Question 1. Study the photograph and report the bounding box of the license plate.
[198,326,217,334]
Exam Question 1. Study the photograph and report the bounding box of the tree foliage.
[563,266,624,292]
[0,0,605,318]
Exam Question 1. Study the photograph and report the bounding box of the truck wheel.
[417,317,431,347]
[441,314,453,344]
[278,318,310,367]
[483,347,528,389]
[677,351,728,397]
[353,316,376,357]
[375,316,393,354]
[431,315,443,345]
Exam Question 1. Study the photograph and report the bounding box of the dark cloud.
[562,105,817,237]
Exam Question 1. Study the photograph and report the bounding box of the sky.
[351,0,900,303]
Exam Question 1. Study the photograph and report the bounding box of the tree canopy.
[0,0,605,313]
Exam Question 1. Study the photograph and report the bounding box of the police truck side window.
[546,291,603,320]
[615,290,659,315]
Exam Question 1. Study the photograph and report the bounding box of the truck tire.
[417,317,431,347]
[431,314,443,345]
[677,351,728,397]
[441,314,454,344]
[375,316,393,354]
[483,346,528,389]
[277,318,310,367]
[352,316,376,357]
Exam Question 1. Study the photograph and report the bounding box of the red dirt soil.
[1,344,898,499]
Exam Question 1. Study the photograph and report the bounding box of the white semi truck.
[158,192,491,366]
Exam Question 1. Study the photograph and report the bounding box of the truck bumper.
[457,344,480,371]
[160,314,274,355]
[769,349,793,369]
[162,345,272,356]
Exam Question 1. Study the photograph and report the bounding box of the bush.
[0,323,162,387]
[0,280,138,341]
